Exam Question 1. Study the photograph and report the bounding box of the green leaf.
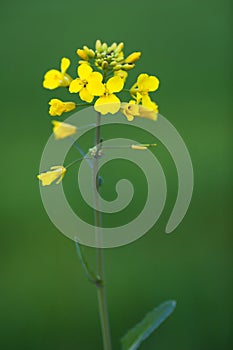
[121,300,176,350]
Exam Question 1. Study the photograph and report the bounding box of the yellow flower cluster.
[42,39,160,118]
[38,40,160,186]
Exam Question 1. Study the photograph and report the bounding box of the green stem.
[93,112,112,350]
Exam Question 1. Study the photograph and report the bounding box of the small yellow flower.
[49,99,76,117]
[69,64,104,103]
[89,76,124,115]
[37,166,66,186]
[125,52,141,63]
[130,73,159,111]
[120,100,158,121]
[52,121,77,139]
[43,58,72,90]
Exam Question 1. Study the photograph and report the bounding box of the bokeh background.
[0,0,232,349]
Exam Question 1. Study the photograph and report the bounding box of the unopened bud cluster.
[77,40,141,72]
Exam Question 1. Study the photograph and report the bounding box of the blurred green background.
[0,0,232,349]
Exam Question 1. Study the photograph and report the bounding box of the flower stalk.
[93,112,112,350]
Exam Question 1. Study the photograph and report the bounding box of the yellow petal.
[78,64,93,80]
[106,76,124,93]
[137,74,159,92]
[90,71,103,82]
[61,58,70,73]
[79,87,94,103]
[43,70,62,89]
[52,121,77,140]
[137,74,149,86]
[69,78,83,93]
[145,76,159,92]
[141,95,158,112]
[87,80,105,96]
[94,94,120,115]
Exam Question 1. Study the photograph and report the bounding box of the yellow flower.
[120,100,158,121]
[43,58,72,90]
[52,121,77,139]
[114,69,128,82]
[89,76,124,115]
[69,64,104,103]
[37,166,66,186]
[125,52,141,63]
[49,99,76,117]
[130,73,159,111]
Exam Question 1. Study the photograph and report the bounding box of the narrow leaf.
[121,300,176,350]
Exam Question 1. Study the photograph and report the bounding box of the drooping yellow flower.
[130,73,159,111]
[120,100,158,121]
[48,99,76,117]
[52,121,77,139]
[69,64,104,103]
[43,58,72,90]
[37,166,66,186]
[89,76,124,115]
[125,52,141,63]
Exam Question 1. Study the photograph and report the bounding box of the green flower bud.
[113,64,123,70]
[102,43,108,51]
[110,61,117,67]
[102,61,108,69]
[88,49,95,58]
[95,39,102,51]
[122,63,135,70]
[116,42,124,52]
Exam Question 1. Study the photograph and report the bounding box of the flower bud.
[110,61,117,67]
[123,63,135,70]
[102,43,108,51]
[113,64,123,70]
[125,51,141,63]
[95,39,102,51]
[108,42,117,52]
[102,61,108,69]
[116,42,124,52]
[88,49,95,58]
[77,49,88,60]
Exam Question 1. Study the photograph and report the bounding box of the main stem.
[93,112,112,350]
